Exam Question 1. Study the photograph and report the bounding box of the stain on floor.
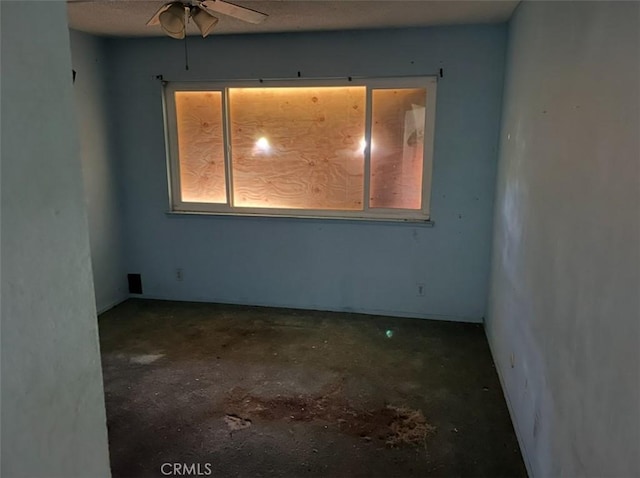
[99,299,526,477]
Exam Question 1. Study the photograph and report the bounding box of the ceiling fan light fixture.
[192,7,219,38]
[159,2,186,39]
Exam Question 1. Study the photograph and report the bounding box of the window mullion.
[363,85,373,211]
[222,88,234,207]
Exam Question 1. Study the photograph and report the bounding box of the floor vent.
[127,273,143,294]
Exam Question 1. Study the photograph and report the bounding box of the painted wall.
[70,30,128,314]
[486,2,639,476]
[107,25,506,322]
[0,2,111,477]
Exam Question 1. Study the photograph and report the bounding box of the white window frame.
[162,76,437,222]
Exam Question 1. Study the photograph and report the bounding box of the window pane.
[175,91,226,203]
[370,88,426,210]
[229,87,366,210]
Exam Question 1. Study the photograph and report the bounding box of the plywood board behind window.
[175,91,227,203]
[229,87,366,210]
[370,88,426,210]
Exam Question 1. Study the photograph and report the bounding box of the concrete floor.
[99,299,525,477]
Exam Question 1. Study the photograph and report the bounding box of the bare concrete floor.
[99,299,525,478]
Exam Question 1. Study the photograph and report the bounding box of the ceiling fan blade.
[146,3,172,26]
[199,0,267,24]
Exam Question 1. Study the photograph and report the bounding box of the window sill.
[165,210,435,226]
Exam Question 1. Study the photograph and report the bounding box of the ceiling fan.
[147,0,268,39]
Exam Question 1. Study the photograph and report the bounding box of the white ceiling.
[67,0,519,37]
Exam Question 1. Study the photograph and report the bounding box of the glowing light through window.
[359,138,375,155]
[255,137,270,153]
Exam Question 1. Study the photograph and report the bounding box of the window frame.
[162,76,437,222]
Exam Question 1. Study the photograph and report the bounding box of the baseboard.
[96,295,128,315]
[131,294,481,323]
[484,328,534,478]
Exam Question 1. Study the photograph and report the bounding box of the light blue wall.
[487,2,639,476]
[70,30,127,313]
[1,2,111,475]
[107,25,506,322]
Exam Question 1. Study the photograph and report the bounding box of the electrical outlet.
[417,283,425,296]
[175,268,183,281]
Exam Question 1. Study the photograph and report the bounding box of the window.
[163,77,437,221]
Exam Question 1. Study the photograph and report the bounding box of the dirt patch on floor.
[384,405,436,447]
[223,382,436,447]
